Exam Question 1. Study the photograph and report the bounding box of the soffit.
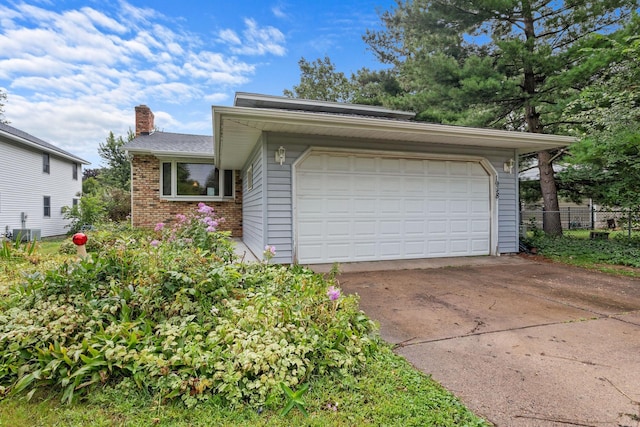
[213,106,575,170]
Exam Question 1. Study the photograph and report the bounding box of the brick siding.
[130,155,242,236]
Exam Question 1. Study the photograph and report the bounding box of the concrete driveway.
[337,256,640,427]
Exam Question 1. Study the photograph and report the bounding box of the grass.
[525,230,640,277]
[0,346,487,427]
[0,238,489,427]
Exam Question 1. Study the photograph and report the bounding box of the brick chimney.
[135,105,155,136]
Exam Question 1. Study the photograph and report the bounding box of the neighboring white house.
[0,123,89,239]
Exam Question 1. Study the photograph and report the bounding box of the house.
[0,123,89,239]
[124,105,242,236]
[126,93,574,264]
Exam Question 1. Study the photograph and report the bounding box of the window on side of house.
[72,162,78,180]
[72,198,79,207]
[43,153,50,174]
[246,164,253,191]
[160,160,234,199]
[44,196,51,217]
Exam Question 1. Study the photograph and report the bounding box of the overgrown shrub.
[0,203,377,409]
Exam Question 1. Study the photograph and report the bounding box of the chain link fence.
[521,207,640,237]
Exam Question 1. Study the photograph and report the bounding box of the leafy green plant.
[61,194,105,234]
[0,204,377,409]
[526,233,640,274]
[279,381,309,417]
[0,233,39,259]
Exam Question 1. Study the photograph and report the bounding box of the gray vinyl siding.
[0,138,82,238]
[262,133,520,264]
[241,138,266,259]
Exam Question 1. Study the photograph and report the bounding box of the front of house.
[0,123,89,239]
[126,93,573,265]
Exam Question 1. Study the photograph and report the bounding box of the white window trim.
[159,159,235,201]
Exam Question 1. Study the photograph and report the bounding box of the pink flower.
[175,214,187,223]
[154,222,165,231]
[197,202,214,215]
[264,245,276,256]
[150,239,160,247]
[327,286,341,301]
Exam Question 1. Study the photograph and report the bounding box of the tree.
[284,56,355,102]
[98,130,133,191]
[364,0,637,235]
[559,16,640,209]
[0,89,8,124]
[284,57,405,107]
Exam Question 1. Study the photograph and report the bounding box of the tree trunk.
[523,0,562,236]
[537,150,562,235]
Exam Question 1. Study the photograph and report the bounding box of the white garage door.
[295,152,492,264]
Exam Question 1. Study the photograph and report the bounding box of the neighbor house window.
[160,161,234,198]
[43,196,51,217]
[43,153,50,174]
[72,198,79,207]
[72,162,78,180]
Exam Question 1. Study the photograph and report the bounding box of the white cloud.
[219,18,286,56]
[272,5,288,19]
[0,1,288,165]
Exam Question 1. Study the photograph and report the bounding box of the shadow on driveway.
[338,256,640,427]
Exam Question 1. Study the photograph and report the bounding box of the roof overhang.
[124,147,214,159]
[212,105,575,170]
[0,128,90,165]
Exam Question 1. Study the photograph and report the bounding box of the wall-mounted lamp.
[275,146,286,166]
[503,158,515,174]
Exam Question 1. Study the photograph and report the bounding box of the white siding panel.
[241,141,265,259]
[0,139,82,238]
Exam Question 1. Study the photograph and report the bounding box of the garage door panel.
[326,198,350,214]
[380,158,400,172]
[354,198,377,213]
[354,220,376,236]
[298,221,323,238]
[427,220,448,233]
[427,240,448,255]
[380,241,402,256]
[405,241,426,255]
[405,220,425,235]
[296,152,491,263]
[380,220,402,236]
[326,221,350,237]
[472,219,490,232]
[404,199,424,214]
[450,200,471,214]
[427,161,447,175]
[450,220,469,233]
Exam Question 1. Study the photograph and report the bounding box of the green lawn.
[0,346,487,427]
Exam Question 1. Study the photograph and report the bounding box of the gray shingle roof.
[124,131,213,156]
[0,122,90,164]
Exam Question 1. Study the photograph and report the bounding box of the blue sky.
[0,0,395,166]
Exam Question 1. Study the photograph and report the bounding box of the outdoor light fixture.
[275,146,286,165]
[503,158,515,174]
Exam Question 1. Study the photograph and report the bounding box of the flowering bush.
[0,204,377,409]
[153,202,234,262]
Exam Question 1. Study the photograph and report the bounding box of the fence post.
[629,211,632,238]
[591,205,595,230]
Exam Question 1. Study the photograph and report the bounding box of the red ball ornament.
[72,232,88,246]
